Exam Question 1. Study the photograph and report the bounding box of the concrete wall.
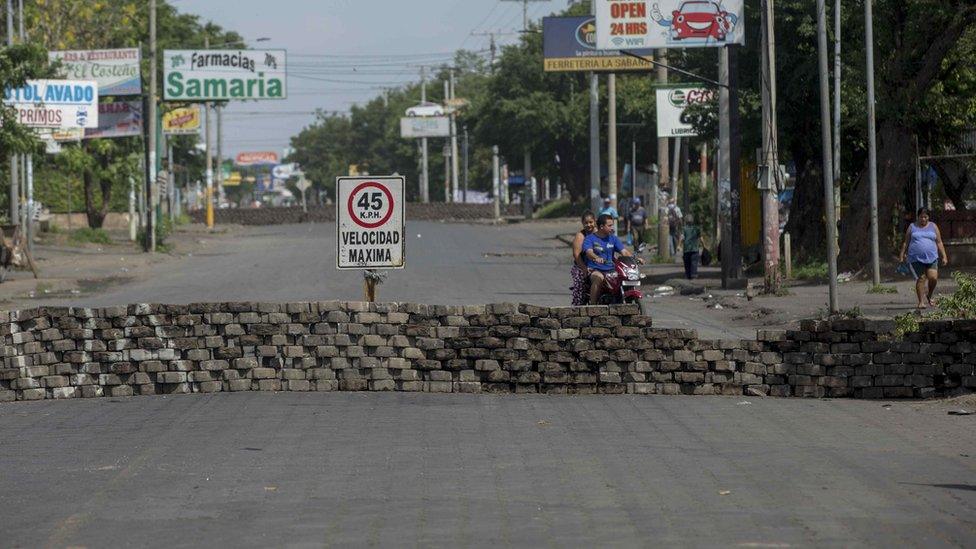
[48,213,133,230]
[189,203,523,226]
[0,302,973,403]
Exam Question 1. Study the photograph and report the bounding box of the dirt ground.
[0,224,242,311]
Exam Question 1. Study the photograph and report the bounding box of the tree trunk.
[783,158,826,265]
[82,144,112,229]
[839,120,916,269]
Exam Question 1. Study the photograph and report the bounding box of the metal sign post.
[336,176,406,302]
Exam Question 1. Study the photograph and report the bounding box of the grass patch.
[867,284,898,294]
[792,261,828,281]
[68,228,113,245]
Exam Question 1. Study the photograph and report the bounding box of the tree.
[23,0,243,227]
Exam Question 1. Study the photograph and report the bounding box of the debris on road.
[947,409,973,416]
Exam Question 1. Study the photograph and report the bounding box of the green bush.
[894,271,976,336]
[793,262,828,281]
[68,228,112,245]
[136,215,173,251]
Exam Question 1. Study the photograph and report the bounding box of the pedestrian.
[570,211,597,306]
[679,213,702,279]
[667,198,683,255]
[625,197,648,247]
[899,207,949,311]
[598,197,619,235]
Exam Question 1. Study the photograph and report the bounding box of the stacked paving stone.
[190,203,523,226]
[0,303,973,403]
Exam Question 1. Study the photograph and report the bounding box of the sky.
[175,0,565,160]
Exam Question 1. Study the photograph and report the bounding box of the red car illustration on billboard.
[670,1,733,42]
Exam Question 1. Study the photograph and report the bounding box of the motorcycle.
[592,243,646,315]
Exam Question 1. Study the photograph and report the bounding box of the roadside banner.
[163,49,287,101]
[596,0,744,50]
[85,100,142,139]
[3,79,98,128]
[235,151,279,166]
[336,176,405,270]
[162,105,201,135]
[272,163,296,179]
[656,87,715,137]
[543,16,654,72]
[49,48,142,96]
[400,116,450,138]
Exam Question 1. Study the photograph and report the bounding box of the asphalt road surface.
[52,221,749,340]
[1,392,974,547]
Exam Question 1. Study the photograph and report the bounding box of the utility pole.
[471,31,517,73]
[443,144,450,204]
[203,35,214,230]
[148,0,158,251]
[817,0,839,313]
[7,0,17,227]
[681,139,689,215]
[168,140,176,220]
[419,67,429,203]
[656,49,670,260]
[217,103,224,210]
[589,73,600,212]
[449,70,460,203]
[719,50,732,286]
[492,145,500,220]
[588,0,600,212]
[729,46,743,284]
[865,0,881,286]
[631,140,637,199]
[761,0,782,293]
[443,79,452,202]
[501,0,546,32]
[833,0,842,252]
[524,152,533,208]
[463,126,469,203]
[607,73,618,214]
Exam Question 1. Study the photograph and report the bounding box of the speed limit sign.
[336,176,405,270]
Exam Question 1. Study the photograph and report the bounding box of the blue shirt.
[583,232,625,272]
[907,222,939,263]
[598,206,618,220]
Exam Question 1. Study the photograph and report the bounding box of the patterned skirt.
[570,264,589,306]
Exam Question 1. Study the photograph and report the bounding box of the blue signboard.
[543,16,655,72]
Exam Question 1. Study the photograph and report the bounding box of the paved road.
[44,221,749,340]
[1,392,973,547]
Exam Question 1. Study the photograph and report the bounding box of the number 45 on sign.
[336,176,405,271]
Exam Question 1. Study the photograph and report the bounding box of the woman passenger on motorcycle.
[570,211,597,306]
[584,213,642,305]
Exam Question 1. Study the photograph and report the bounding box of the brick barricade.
[0,303,973,402]
[190,203,523,226]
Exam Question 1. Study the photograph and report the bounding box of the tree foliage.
[3,1,243,227]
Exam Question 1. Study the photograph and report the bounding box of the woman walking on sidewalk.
[570,211,597,306]
[899,207,949,311]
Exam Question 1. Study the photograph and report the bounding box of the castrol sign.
[336,176,405,270]
[656,87,715,137]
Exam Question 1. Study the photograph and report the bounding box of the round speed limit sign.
[336,176,405,270]
[347,181,394,228]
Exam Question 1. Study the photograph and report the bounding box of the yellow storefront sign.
[162,105,201,135]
